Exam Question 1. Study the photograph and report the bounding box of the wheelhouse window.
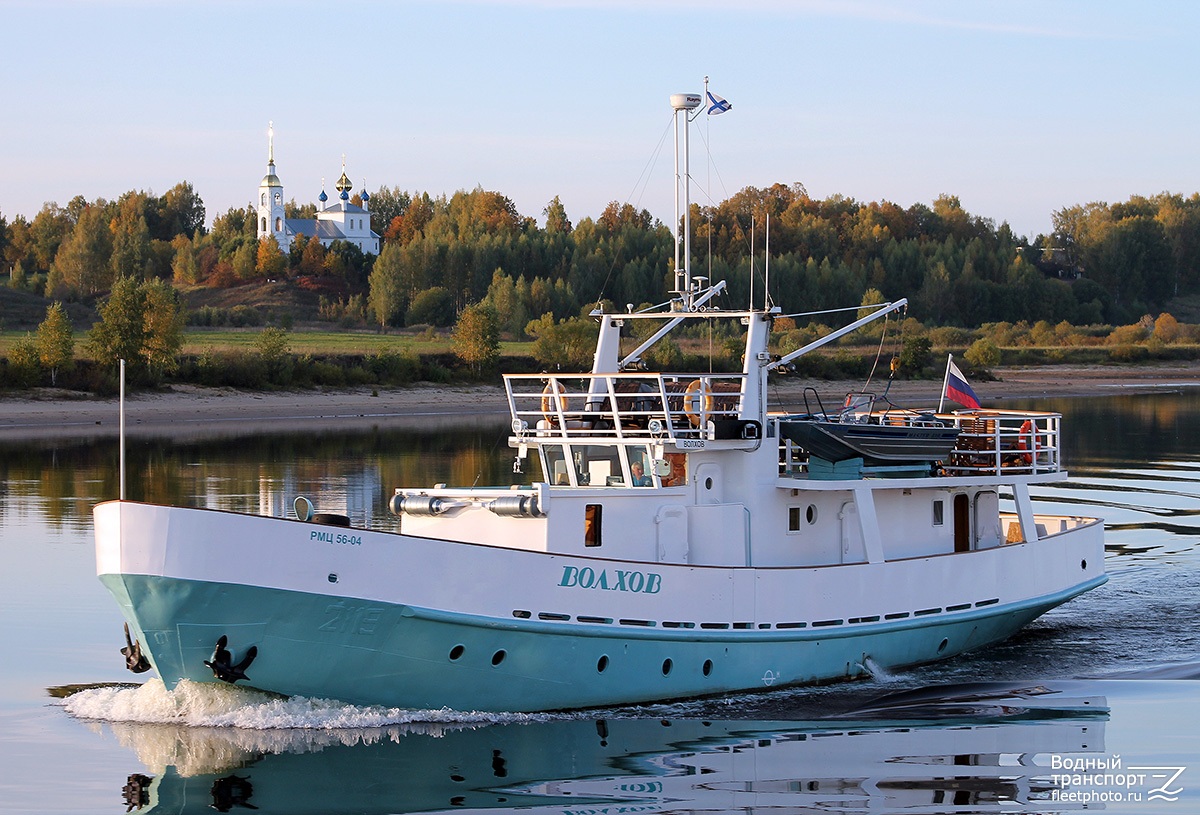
[933,499,945,526]
[543,444,568,485]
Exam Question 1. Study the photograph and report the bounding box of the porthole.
[937,638,949,654]
[705,477,714,490]
[449,644,465,661]
[662,658,673,676]
[1081,559,1087,570]
[597,655,609,673]
[702,659,713,677]
[806,505,818,524]
[491,649,507,666]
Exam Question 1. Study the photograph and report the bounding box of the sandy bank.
[1,363,1197,440]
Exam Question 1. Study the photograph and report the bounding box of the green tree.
[109,193,153,278]
[141,279,185,378]
[367,242,406,328]
[8,334,41,387]
[160,181,206,238]
[35,302,74,385]
[88,277,184,382]
[452,302,500,372]
[256,326,293,383]
[88,276,146,372]
[543,196,572,234]
[406,286,456,326]
[897,335,932,375]
[525,313,595,369]
[47,204,113,297]
[963,337,1001,370]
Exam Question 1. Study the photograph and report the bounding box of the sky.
[2,0,1198,240]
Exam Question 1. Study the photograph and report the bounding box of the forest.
[3,180,1199,340]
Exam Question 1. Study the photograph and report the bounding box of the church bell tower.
[257,122,288,247]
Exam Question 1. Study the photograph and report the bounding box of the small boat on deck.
[93,91,1106,712]
[779,391,961,470]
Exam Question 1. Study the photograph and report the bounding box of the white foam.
[62,678,547,730]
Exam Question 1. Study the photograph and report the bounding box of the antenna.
[670,91,702,310]
[749,216,755,311]
[765,211,771,307]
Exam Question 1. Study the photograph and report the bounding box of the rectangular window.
[933,499,945,526]
[788,506,802,533]
[585,504,602,547]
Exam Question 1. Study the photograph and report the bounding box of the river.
[1,390,1197,813]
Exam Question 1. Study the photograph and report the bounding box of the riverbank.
[2,362,1199,440]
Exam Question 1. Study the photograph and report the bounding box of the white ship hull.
[96,499,1104,711]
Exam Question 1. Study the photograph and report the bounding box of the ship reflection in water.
[72,681,1113,814]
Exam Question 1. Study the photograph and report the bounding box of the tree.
[525,313,595,369]
[141,279,185,378]
[88,277,147,372]
[35,302,74,385]
[88,277,184,382]
[109,193,153,278]
[406,286,456,326]
[171,236,199,284]
[256,326,292,383]
[543,196,572,234]
[367,243,406,328]
[964,337,1001,370]
[8,334,41,387]
[160,181,206,238]
[256,236,288,279]
[452,302,500,372]
[47,204,113,297]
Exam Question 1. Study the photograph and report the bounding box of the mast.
[670,92,701,310]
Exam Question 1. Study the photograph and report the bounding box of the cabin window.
[933,499,945,526]
[788,506,802,533]
[584,504,602,547]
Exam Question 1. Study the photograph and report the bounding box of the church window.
[274,193,282,205]
[275,217,282,232]
[261,193,266,206]
[260,217,266,232]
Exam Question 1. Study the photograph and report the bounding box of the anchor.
[203,634,258,684]
[120,622,151,674]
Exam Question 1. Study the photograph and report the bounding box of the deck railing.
[505,372,747,442]
[943,409,1062,476]
[775,408,1063,479]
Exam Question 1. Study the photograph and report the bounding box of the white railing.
[774,408,1063,479]
[943,409,1062,476]
[505,372,747,442]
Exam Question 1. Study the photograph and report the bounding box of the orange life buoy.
[541,380,570,418]
[683,379,713,427]
[1016,420,1034,465]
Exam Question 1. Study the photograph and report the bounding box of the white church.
[256,125,381,255]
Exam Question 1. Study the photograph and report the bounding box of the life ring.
[1016,420,1034,465]
[541,381,570,419]
[683,379,713,427]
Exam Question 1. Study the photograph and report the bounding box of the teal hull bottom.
[100,573,1107,712]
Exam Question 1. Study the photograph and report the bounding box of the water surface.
[1,391,1197,813]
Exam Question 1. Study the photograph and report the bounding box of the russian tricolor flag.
[945,359,981,409]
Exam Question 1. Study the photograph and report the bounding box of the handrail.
[506,372,748,443]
